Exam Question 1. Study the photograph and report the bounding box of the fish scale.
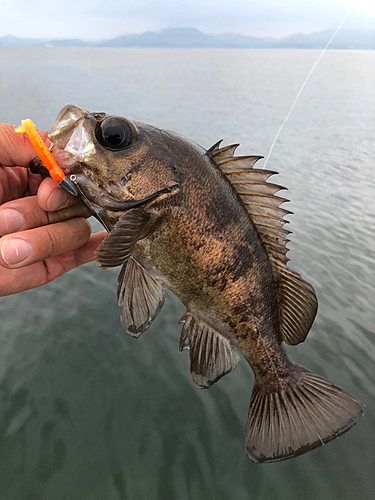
[41,104,364,464]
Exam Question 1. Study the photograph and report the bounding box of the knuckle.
[32,217,92,262]
[43,225,57,255]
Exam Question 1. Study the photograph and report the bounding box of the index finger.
[0,123,50,167]
[37,177,83,212]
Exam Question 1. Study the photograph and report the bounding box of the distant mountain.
[101,28,224,48]
[1,28,375,50]
[212,32,276,48]
[277,29,375,49]
[0,34,47,47]
[0,34,89,48]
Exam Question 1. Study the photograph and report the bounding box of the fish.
[47,104,364,463]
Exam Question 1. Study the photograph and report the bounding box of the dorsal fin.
[207,141,240,162]
[207,142,318,345]
[271,259,317,344]
[208,142,290,263]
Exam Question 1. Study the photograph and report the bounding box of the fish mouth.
[49,105,86,150]
[97,185,180,211]
[70,175,180,212]
[47,105,92,177]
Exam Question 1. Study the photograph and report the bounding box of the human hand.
[0,123,107,296]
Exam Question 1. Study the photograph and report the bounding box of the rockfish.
[46,105,363,463]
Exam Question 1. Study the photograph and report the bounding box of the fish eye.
[96,117,136,150]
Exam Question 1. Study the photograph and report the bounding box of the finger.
[48,230,108,270]
[0,195,89,236]
[0,123,50,167]
[37,177,81,212]
[26,170,44,197]
[0,230,107,297]
[0,217,91,269]
[0,166,29,204]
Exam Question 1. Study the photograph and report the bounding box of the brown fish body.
[48,105,363,463]
[133,135,290,387]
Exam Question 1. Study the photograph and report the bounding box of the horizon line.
[0,26,363,43]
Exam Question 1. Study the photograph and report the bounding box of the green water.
[0,48,374,499]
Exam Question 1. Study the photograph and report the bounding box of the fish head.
[48,105,182,227]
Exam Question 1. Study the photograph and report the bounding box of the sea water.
[0,47,374,500]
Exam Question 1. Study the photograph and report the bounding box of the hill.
[1,28,374,50]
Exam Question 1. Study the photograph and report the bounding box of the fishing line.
[263,8,353,168]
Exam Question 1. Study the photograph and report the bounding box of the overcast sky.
[1,0,375,40]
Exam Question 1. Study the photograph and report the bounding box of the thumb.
[0,123,50,167]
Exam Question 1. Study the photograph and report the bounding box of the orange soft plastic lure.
[15,119,65,182]
[15,119,77,196]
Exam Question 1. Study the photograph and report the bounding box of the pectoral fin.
[179,312,240,389]
[117,258,166,337]
[94,208,151,269]
[94,208,163,336]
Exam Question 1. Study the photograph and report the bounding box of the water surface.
[0,48,374,500]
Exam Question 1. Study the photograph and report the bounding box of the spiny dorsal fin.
[208,141,290,264]
[218,156,264,173]
[117,258,166,337]
[207,142,318,345]
[178,312,240,389]
[207,141,240,161]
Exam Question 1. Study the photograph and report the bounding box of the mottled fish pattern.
[46,105,363,463]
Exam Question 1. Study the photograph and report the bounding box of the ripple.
[0,47,374,500]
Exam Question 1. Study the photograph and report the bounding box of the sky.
[1,0,375,40]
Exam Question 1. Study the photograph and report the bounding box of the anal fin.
[179,312,240,389]
[117,257,165,337]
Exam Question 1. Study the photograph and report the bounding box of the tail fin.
[245,364,364,463]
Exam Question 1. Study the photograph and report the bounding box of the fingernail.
[0,209,24,235]
[46,188,69,211]
[1,238,32,265]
